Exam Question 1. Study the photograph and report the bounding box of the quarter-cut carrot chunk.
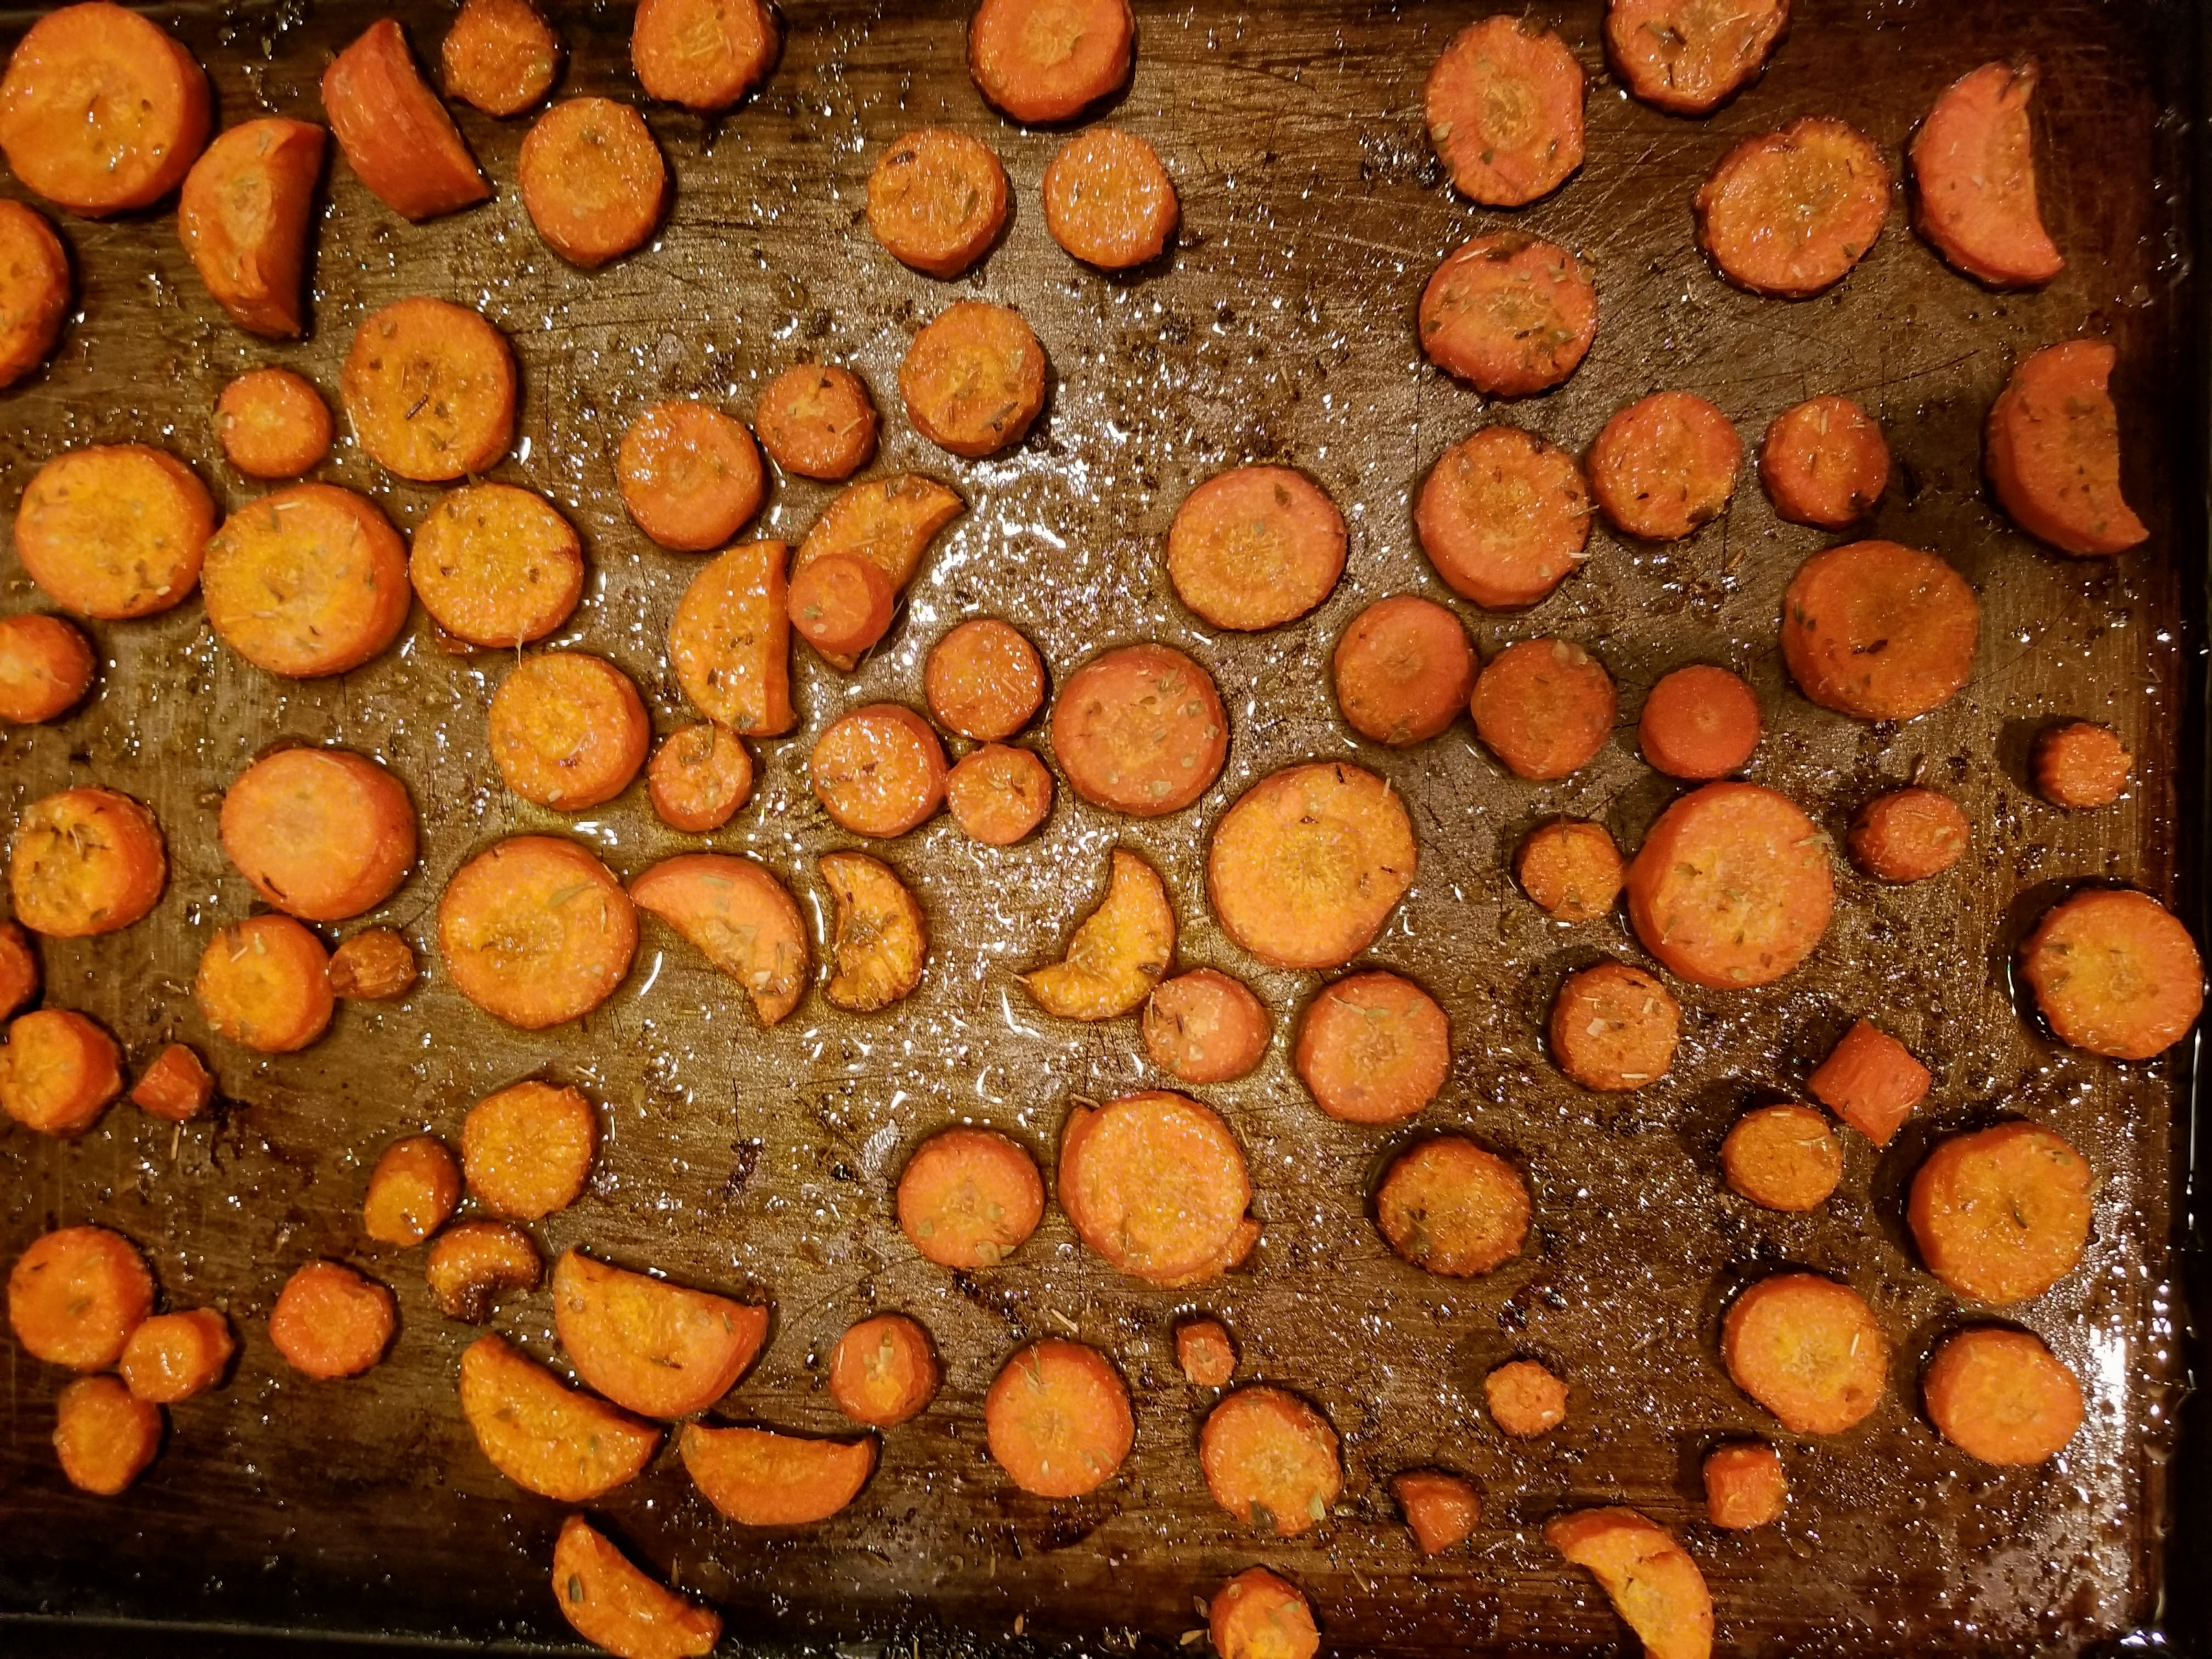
[1296,970,1449,1124]
[1759,394,1889,528]
[341,297,515,482]
[1515,819,1622,922]
[1472,638,1616,780]
[489,651,652,811]
[1201,1386,1341,1536]
[789,551,895,661]
[1550,961,1678,1092]
[462,1079,596,1221]
[828,1312,939,1427]
[120,1308,234,1404]
[1589,392,1741,542]
[53,1374,161,1494]
[1144,968,1269,1085]
[1332,595,1472,747]
[1638,664,1760,779]
[867,127,1008,279]
[1908,1122,2092,1305]
[947,744,1054,846]
[328,928,417,1000]
[796,473,963,591]
[195,915,334,1053]
[647,724,754,833]
[178,119,325,337]
[755,363,877,481]
[1207,762,1415,970]
[896,1126,1045,1269]
[1911,61,2064,289]
[1209,1567,1319,1659]
[1696,118,1890,298]
[438,836,637,1029]
[1721,1105,1841,1212]
[0,922,35,1018]
[668,540,794,736]
[1025,848,1173,1020]
[10,786,166,938]
[410,482,584,648]
[900,301,1047,458]
[1375,1136,1530,1277]
[631,0,777,112]
[1703,1441,1786,1530]
[1780,540,1980,721]
[0,613,93,724]
[926,618,1043,741]
[1420,232,1597,396]
[1807,1019,1928,1147]
[322,19,488,222]
[1051,642,1228,816]
[128,1041,214,1123]
[1058,1091,1257,1286]
[680,1421,877,1523]
[216,368,334,478]
[443,0,560,118]
[0,200,67,387]
[2020,887,2203,1060]
[2034,720,2131,809]
[1416,425,1592,609]
[1624,781,1833,989]
[14,444,213,619]
[0,1008,122,1135]
[460,1332,661,1499]
[1604,0,1786,115]
[8,1224,151,1368]
[554,1249,767,1419]
[426,1222,539,1323]
[0,2,209,216]
[821,851,928,1013]
[1485,1358,1568,1437]
[202,483,411,677]
[1545,1507,1712,1659]
[1424,15,1584,206]
[810,704,948,837]
[221,746,416,923]
[1722,1272,1889,1434]
[1394,1469,1480,1554]
[1043,126,1177,270]
[1847,787,1967,883]
[630,853,808,1024]
[967,0,1133,124]
[269,1260,395,1380]
[519,97,667,268]
[984,1337,1132,1498]
[1176,1317,1237,1388]
[1168,465,1346,633]
[1922,1326,2082,1465]
[552,1515,721,1659]
[362,1133,462,1246]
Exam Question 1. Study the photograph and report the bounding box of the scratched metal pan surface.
[0,0,2199,1652]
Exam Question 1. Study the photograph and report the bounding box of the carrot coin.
[1625,781,1833,988]
[129,1041,215,1122]
[1420,232,1597,397]
[1808,1018,1928,1147]
[443,0,560,117]
[947,743,1055,846]
[680,1422,876,1525]
[867,127,1008,279]
[269,1260,396,1379]
[1722,1271,1889,1434]
[1703,1440,1787,1530]
[460,1332,661,1499]
[1848,786,1967,883]
[2020,887,2204,1060]
[1295,970,1449,1125]
[178,119,324,337]
[789,551,894,661]
[829,1312,940,1428]
[14,444,213,619]
[1210,1567,1319,1659]
[630,853,808,1023]
[488,651,652,811]
[0,921,35,1018]
[821,850,928,1013]
[983,1337,1134,1499]
[410,483,584,648]
[553,1514,721,1659]
[328,928,417,1000]
[0,1008,122,1135]
[9,1225,151,1368]
[425,1221,542,1322]
[1908,1122,2092,1305]
[795,473,965,594]
[1911,61,2063,289]
[461,1079,596,1220]
[1051,642,1226,815]
[925,619,1042,741]
[202,483,411,678]
[1201,1386,1341,1536]
[1516,820,1624,923]
[1043,126,1177,269]
[1986,340,2147,557]
[1415,427,1592,611]
[811,704,948,837]
[216,369,333,479]
[1720,1104,1841,1212]
[520,97,667,268]
[439,836,637,1028]
[2034,721,2131,810]
[1606,0,1788,115]
[220,746,416,922]
[1760,394,1888,528]
[896,1126,1045,1269]
[322,19,487,221]
[1425,15,1584,207]
[195,914,334,1053]
[1699,117,1891,298]
[342,297,515,482]
[618,399,764,552]
[363,1133,462,1247]
[1332,596,1473,748]
[1208,761,1414,970]
[53,1374,161,1495]
[1059,1092,1256,1285]
[647,723,753,833]
[1024,847,1173,1020]
[1394,1470,1480,1555]
[1144,968,1269,1085]
[668,540,795,737]
[0,2,209,217]
[1167,464,1346,631]
[1471,638,1616,780]
[1922,1325,2083,1465]
[0,200,68,385]
[630,0,777,112]
[967,0,1133,125]
[900,301,1047,459]
[1375,1136,1530,1278]
[1550,961,1679,1093]
[1639,664,1760,780]
[119,1308,234,1404]
[1176,1317,1237,1389]
[755,363,877,481]
[10,786,166,938]
[0,613,94,724]
[1780,540,1979,722]
[1589,391,1741,542]
[1485,1358,1568,1437]
[554,1249,766,1419]
[1545,1508,1714,1659]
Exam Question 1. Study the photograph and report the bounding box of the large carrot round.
[1780,540,1979,721]
[1374,1136,1530,1277]
[0,2,210,216]
[321,19,488,222]
[488,651,652,811]
[647,722,754,833]
[2019,887,2203,1060]
[14,444,213,619]
[1207,761,1414,970]
[362,1134,462,1247]
[0,613,94,724]
[1044,127,1177,270]
[442,0,561,118]
[128,1041,215,1122]
[425,1221,541,1323]
[1605,0,1787,115]
[1549,961,1679,1092]
[0,921,36,1018]
[327,928,417,1001]
[438,836,637,1029]
[0,1008,122,1136]
[268,1260,396,1379]
[900,301,1047,459]
[9,1225,152,1369]
[1169,465,1346,633]
[1333,591,1479,747]
[967,0,1133,124]
[1911,61,2064,289]
[1485,1358,1568,1437]
[631,0,777,112]
[342,297,515,482]
[1295,970,1449,1124]
[630,853,809,1024]
[0,200,69,386]
[1625,781,1833,988]
[1515,819,1622,922]
[1697,118,1891,298]
[1909,1122,2092,1304]
[1588,391,1741,541]
[1059,1092,1257,1286]
[552,1515,721,1659]
[120,1308,234,1404]
[1922,1326,2082,1465]
[1639,664,1761,780]
[552,1250,766,1419]
[1210,1568,1319,1659]
[202,483,411,678]
[53,1374,162,1495]
[10,786,166,938]
[618,398,763,552]
[927,618,1045,742]
[178,119,326,338]
[1420,232,1596,396]
[829,1312,940,1427]
[2034,721,2131,810]
[867,127,1008,279]
[755,363,877,481]
[1847,786,1967,883]
[1703,1441,1787,1530]
[220,746,416,922]
[409,482,583,648]
[1143,968,1270,1085]
[1415,426,1592,609]
[1720,1104,1841,1212]
[1722,1272,1889,1434]
[1200,1386,1342,1536]
[669,539,795,737]
[1050,642,1227,816]
[1394,1470,1480,1555]
[1759,394,1889,528]
[217,368,334,479]
[1986,341,2148,557]
[789,551,894,660]
[1471,638,1616,780]
[519,98,667,268]
[896,1126,1045,1269]
[810,704,948,837]
[983,1337,1133,1499]
[195,914,334,1053]
[1424,15,1584,207]
[946,743,1054,847]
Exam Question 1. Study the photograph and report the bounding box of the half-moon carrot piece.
[178,119,326,338]
[0,613,94,724]
[552,1515,721,1659]
[220,746,416,922]
[795,473,964,591]
[0,1008,122,1136]
[459,1332,661,1500]
[443,0,561,118]
[1025,848,1174,1020]
[14,445,214,620]
[820,850,928,1013]
[679,1421,877,1525]
[630,853,809,1024]
[201,483,411,678]
[1545,1507,1713,1659]
[0,200,70,387]
[8,1224,153,1369]
[341,297,515,482]
[631,0,778,112]
[321,19,489,222]
[0,2,210,217]
[216,368,334,479]
[1986,341,2148,557]
[553,1249,768,1419]
[195,914,334,1053]
[1911,61,2064,289]
[983,1337,1133,1499]
[439,836,637,1029]
[668,540,795,737]
[10,786,167,938]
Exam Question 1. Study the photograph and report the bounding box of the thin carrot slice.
[631,0,777,112]
[328,928,417,1000]
[1169,465,1346,632]
[668,540,795,736]
[410,482,584,647]
[0,921,36,1018]
[1024,848,1173,1020]
[488,652,651,811]
[1589,392,1741,541]
[1550,961,1679,1093]
[630,853,809,1024]
[947,743,1054,846]
[1393,1470,1480,1555]
[1375,1136,1530,1277]
[1639,664,1760,780]
[1209,762,1415,970]
[520,98,667,268]
[896,1126,1045,1269]
[967,0,1133,124]
[1143,968,1269,1085]
[0,2,209,216]
[679,1421,876,1523]
[1721,1272,1889,1434]
[1911,61,2064,289]
[618,399,764,552]
[0,1008,121,1135]
[119,1308,234,1404]
[1605,0,1787,115]
[1058,1091,1257,1286]
[926,619,1044,741]
[1908,1122,2092,1305]
[1986,341,2147,556]
[754,363,877,481]
[984,1337,1133,1498]
[1516,820,1623,922]
[1698,117,1890,298]
[867,127,1008,279]
[216,368,334,479]
[10,786,166,938]
[789,551,895,661]
[1175,1317,1237,1388]
[1043,126,1177,269]
[203,484,410,678]
[0,613,93,724]
[14,444,213,619]
[795,474,964,597]
[828,1312,940,1427]
[1847,786,1967,882]
[1624,781,1833,988]
[2034,721,2131,809]
[1331,595,1472,748]
[1200,1386,1341,1537]
[321,19,488,222]
[1210,1567,1319,1659]
[1425,15,1584,207]
[341,297,515,482]
[129,1041,214,1122]
[1703,1440,1786,1530]
[1471,638,1616,780]
[438,836,637,1029]
[1720,1104,1841,1212]
[0,200,66,387]
[195,914,334,1053]
[821,850,928,1013]
[1922,1326,2083,1465]
[811,704,948,837]
[460,1333,661,1500]
[900,301,1047,459]
[647,723,754,833]
[1420,232,1597,396]
[2020,887,2203,1060]
[8,1225,152,1368]
[1485,1358,1568,1437]
[425,1221,540,1323]
[268,1260,395,1380]
[1296,970,1449,1124]
[1051,642,1227,816]
[462,1079,596,1221]
[443,0,561,118]
[1807,1018,1928,1147]
[1780,540,1980,721]
[220,746,416,922]
[1416,427,1592,610]
[178,119,325,337]
[362,1134,462,1246]
[1545,1507,1713,1659]
[53,1374,161,1495]
[554,1249,766,1419]
[1759,395,1888,528]
[552,1515,721,1659]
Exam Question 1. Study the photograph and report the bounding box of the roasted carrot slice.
[14,444,213,619]
[488,651,652,811]
[947,744,1054,846]
[1780,540,1980,721]
[1332,595,1472,747]
[1420,232,1597,396]
[1169,465,1346,633]
[220,746,415,923]
[328,928,417,1000]
[2034,720,2131,809]
[7,1224,151,1369]
[1605,0,1786,115]
[0,1008,122,1135]
[1472,638,1616,780]
[341,296,514,481]
[896,1126,1045,1269]
[1702,1440,1786,1530]
[462,1079,596,1220]
[1201,1386,1341,1536]
[1697,118,1890,298]
[1296,970,1449,1124]
[1516,819,1622,922]
[1395,1469,1480,1554]
[53,1374,161,1495]
[0,2,209,216]
[926,618,1043,741]
[9,786,166,938]
[1550,961,1678,1093]
[460,1333,661,1499]
[1589,392,1741,542]
[967,0,1133,124]
[269,1260,395,1380]
[194,915,334,1053]
[0,921,37,1019]
[755,363,877,481]
[438,836,637,1029]
[647,723,754,833]
[554,1250,766,1419]
[679,1421,876,1524]
[1911,61,2064,289]
[552,1515,721,1659]
[1922,1326,2082,1465]
[1987,341,2147,555]
[410,482,584,648]
[1848,786,1966,882]
[119,1308,234,1404]
[820,850,928,1013]
[867,127,1008,279]
[1624,781,1833,989]
[631,0,778,112]
[202,483,411,676]
[630,853,808,1024]
[1638,664,1760,780]
[1908,1122,2092,1305]
[1720,1105,1841,1212]
[321,19,488,222]
[1759,394,1888,528]
[1425,15,1584,207]
[1375,1136,1530,1277]
[788,551,895,661]
[1143,968,1269,1086]
[1051,642,1227,816]
[2019,887,2203,1060]
[0,613,93,724]
[1025,847,1173,1020]
[1721,1272,1888,1434]
[362,1133,462,1246]
[1807,1019,1928,1148]
[520,97,667,267]
[984,1337,1132,1498]
[0,200,67,388]
[177,119,325,337]
[1058,1091,1257,1286]
[216,368,334,479]
[1486,1358,1568,1437]
[443,0,561,116]
[425,1221,540,1322]
[618,399,764,552]
[795,473,963,601]
[810,704,948,837]
[1208,762,1414,971]
[1415,426,1592,610]
[1043,126,1177,269]
[1175,1317,1237,1388]
[828,1312,939,1427]
[1545,1507,1713,1659]
[128,1041,213,1123]
[1209,1567,1319,1659]
[900,301,1047,459]
[668,540,795,736]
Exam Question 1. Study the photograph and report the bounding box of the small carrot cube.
[1807,1019,1929,1147]
[129,1042,215,1122]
